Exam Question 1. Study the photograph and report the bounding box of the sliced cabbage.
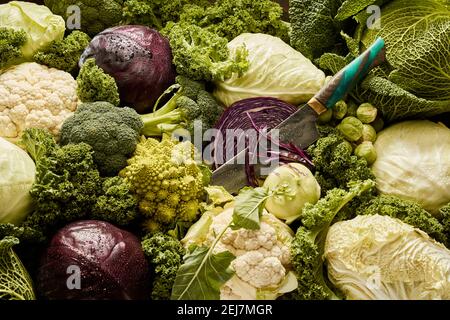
[0,137,35,224]
[214,33,326,107]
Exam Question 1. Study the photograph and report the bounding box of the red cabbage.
[37,220,150,300]
[80,25,176,113]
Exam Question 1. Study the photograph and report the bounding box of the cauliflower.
[186,206,298,300]
[0,62,78,141]
[325,214,450,300]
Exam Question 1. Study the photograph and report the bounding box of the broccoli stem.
[141,109,184,136]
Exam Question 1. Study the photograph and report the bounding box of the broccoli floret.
[122,0,210,29]
[179,0,289,42]
[44,0,124,36]
[0,223,45,244]
[161,22,249,82]
[440,203,450,246]
[33,31,91,74]
[141,76,223,137]
[357,195,448,246]
[60,102,143,176]
[119,135,208,233]
[77,58,120,106]
[91,176,139,226]
[0,28,27,69]
[307,127,374,194]
[290,180,375,300]
[20,128,102,236]
[141,232,185,300]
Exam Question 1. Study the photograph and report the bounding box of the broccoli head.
[141,232,185,300]
[76,58,121,106]
[44,0,124,36]
[179,0,290,42]
[161,22,249,82]
[440,203,450,246]
[307,126,375,194]
[120,135,208,233]
[122,0,210,30]
[141,76,224,137]
[290,180,375,300]
[91,176,139,226]
[33,31,91,74]
[0,28,27,69]
[357,195,448,246]
[60,102,144,176]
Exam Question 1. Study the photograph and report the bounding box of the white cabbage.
[0,137,35,224]
[325,215,450,300]
[214,33,326,107]
[372,120,450,215]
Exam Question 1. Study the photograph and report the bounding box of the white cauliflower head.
[325,214,450,300]
[0,62,79,141]
[196,207,297,300]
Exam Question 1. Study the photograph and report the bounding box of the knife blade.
[212,37,386,193]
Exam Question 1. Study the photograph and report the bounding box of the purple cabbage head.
[80,25,176,113]
[37,220,150,300]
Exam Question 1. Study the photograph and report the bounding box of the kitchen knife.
[212,37,386,193]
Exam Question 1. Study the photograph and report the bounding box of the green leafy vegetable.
[162,22,249,82]
[33,31,91,74]
[171,245,235,300]
[232,187,268,230]
[76,58,121,107]
[0,236,35,300]
[0,28,27,69]
[141,232,185,300]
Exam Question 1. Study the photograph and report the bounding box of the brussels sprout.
[337,116,364,142]
[357,103,378,123]
[354,141,377,165]
[372,116,385,132]
[318,109,333,123]
[333,100,347,120]
[361,124,377,142]
[346,100,358,117]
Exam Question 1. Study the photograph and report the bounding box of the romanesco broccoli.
[141,76,223,137]
[76,58,120,106]
[33,31,91,74]
[0,28,27,70]
[119,135,209,233]
[60,102,143,176]
[141,232,185,300]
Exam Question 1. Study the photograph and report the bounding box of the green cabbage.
[0,138,35,225]
[0,1,65,61]
[372,121,450,215]
[214,33,326,107]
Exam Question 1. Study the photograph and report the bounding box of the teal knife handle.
[312,37,386,112]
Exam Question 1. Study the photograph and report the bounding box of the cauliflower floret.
[0,62,78,140]
[232,252,286,288]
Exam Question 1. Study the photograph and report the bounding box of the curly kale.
[357,195,448,246]
[44,0,124,36]
[0,28,27,69]
[122,0,210,30]
[19,128,139,239]
[179,0,290,42]
[141,232,185,300]
[161,22,249,82]
[33,31,91,74]
[77,58,120,106]
[60,102,143,176]
[439,203,450,246]
[308,126,374,194]
[141,76,224,136]
[290,180,375,300]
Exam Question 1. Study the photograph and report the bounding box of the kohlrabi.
[263,163,321,224]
